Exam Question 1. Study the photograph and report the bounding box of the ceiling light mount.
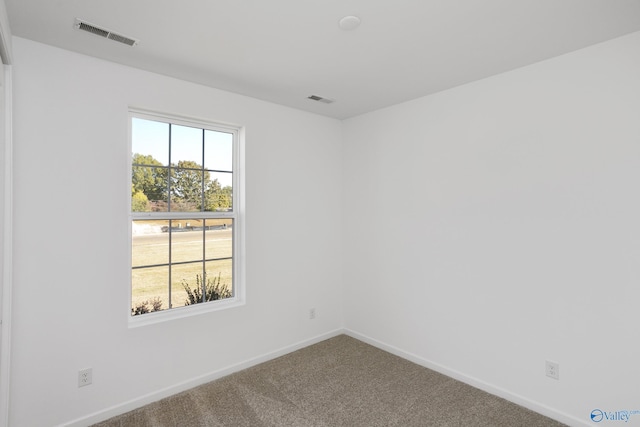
[339,16,361,31]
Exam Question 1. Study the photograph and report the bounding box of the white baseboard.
[60,329,344,427]
[62,328,587,427]
[343,329,588,427]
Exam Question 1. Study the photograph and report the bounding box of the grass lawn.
[132,219,233,313]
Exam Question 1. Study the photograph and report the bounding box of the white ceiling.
[5,0,640,119]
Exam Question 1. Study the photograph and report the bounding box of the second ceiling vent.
[74,18,139,47]
[308,95,335,104]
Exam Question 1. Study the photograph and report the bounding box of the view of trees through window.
[130,114,236,316]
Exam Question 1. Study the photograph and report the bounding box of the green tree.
[133,156,232,212]
[171,160,205,210]
[131,184,150,212]
[132,153,167,202]
[205,184,232,211]
[171,161,232,211]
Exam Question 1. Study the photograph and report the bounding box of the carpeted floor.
[94,335,566,426]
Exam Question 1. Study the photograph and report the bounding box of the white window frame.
[128,108,244,327]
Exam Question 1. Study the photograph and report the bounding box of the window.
[129,110,241,320]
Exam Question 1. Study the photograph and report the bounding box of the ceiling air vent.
[307,95,335,104]
[74,18,139,47]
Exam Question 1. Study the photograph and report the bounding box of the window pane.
[210,170,232,189]
[205,219,233,261]
[132,266,169,315]
[204,130,233,172]
[205,172,232,211]
[171,219,204,264]
[132,118,169,166]
[131,165,168,212]
[172,262,204,308]
[205,260,233,299]
[132,220,170,267]
[170,166,203,212]
[171,124,202,166]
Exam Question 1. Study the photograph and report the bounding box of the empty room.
[1,1,639,426]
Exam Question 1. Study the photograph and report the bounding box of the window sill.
[128,296,245,328]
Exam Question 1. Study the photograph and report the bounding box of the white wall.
[10,28,640,427]
[10,37,343,426]
[343,31,640,426]
[1,63,12,427]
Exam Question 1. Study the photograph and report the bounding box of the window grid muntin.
[130,110,237,315]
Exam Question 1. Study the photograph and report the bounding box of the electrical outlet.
[545,360,559,380]
[78,368,93,387]
[309,308,316,320]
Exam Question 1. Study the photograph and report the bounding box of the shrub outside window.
[129,110,240,320]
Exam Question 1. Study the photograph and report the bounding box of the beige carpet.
[94,335,566,426]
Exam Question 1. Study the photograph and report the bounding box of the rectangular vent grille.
[308,95,334,104]
[78,22,109,38]
[74,19,138,47]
